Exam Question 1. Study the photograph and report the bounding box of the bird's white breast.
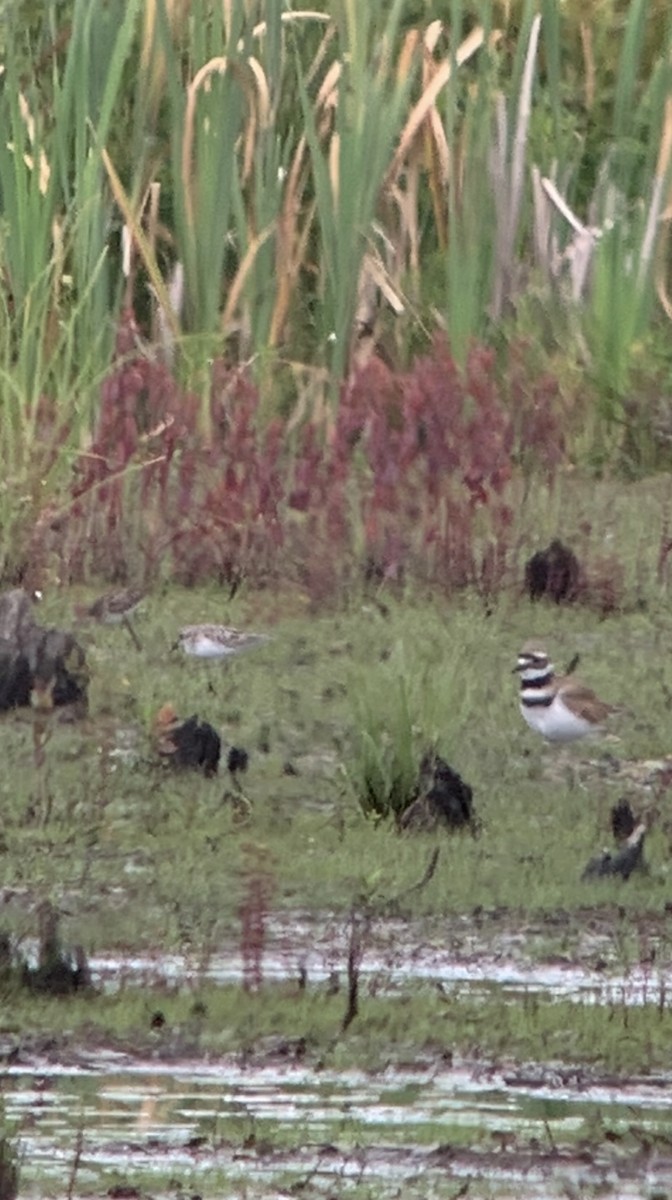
[520,695,595,742]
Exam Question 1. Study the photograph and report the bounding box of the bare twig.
[382,847,441,911]
[66,1123,84,1200]
[342,907,371,1032]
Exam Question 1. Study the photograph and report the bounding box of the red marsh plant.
[60,311,285,586]
[287,336,566,601]
[35,315,567,600]
[239,842,276,994]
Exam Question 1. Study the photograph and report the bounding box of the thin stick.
[122,615,143,651]
[385,847,441,909]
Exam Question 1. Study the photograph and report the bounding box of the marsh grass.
[5,972,672,1077]
[1,0,670,475]
[0,475,670,1047]
[0,501,670,947]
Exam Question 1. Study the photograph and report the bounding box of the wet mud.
[3,909,672,1197]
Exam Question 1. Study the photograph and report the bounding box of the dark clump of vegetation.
[0,903,93,998]
[582,801,650,883]
[524,538,581,604]
[227,746,249,777]
[400,750,477,834]
[611,798,639,843]
[152,704,222,777]
[0,590,88,714]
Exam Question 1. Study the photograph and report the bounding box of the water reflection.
[5,1057,672,1196]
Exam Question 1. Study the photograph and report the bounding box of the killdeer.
[514,641,615,743]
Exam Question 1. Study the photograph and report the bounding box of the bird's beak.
[512,662,525,674]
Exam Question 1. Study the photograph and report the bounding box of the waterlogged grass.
[3,977,672,1076]
[3,560,672,1194]
[2,479,672,1075]
[1,559,672,949]
[12,1042,670,1200]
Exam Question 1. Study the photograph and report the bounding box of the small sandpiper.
[75,587,145,651]
[174,624,270,660]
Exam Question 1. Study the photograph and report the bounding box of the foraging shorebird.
[174,624,269,660]
[75,587,145,651]
[514,641,615,743]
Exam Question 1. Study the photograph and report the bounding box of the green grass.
[2,0,672,457]
[3,976,672,1076]
[2,537,672,948]
[2,476,672,1065]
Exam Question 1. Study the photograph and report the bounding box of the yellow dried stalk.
[315,59,342,123]
[141,0,189,113]
[359,251,405,317]
[247,10,332,44]
[101,147,181,341]
[220,224,275,336]
[384,24,489,274]
[655,96,672,321]
[387,25,485,187]
[303,19,338,88]
[270,188,315,349]
[384,24,490,278]
[421,23,451,250]
[580,22,596,111]
[182,55,271,231]
[16,92,51,196]
[657,96,672,220]
[390,169,420,278]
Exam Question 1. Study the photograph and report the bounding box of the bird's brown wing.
[558,678,614,724]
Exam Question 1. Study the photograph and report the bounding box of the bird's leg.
[228,772,253,819]
[122,615,143,652]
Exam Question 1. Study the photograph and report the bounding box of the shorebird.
[514,641,615,743]
[174,624,269,660]
[75,587,145,651]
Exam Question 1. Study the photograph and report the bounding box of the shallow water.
[5,912,672,1197]
[78,910,669,1008]
[6,1053,672,1198]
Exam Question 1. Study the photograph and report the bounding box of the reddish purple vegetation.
[33,314,570,598]
[239,843,275,993]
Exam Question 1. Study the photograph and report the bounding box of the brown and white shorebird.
[174,624,269,661]
[514,641,616,743]
[74,587,145,651]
